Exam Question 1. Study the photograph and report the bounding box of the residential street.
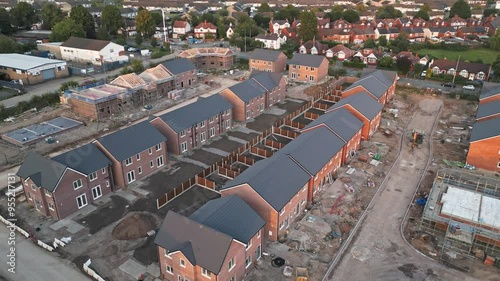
[0,224,89,281]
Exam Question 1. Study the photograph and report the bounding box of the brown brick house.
[94,120,167,188]
[361,69,398,101]
[219,71,285,121]
[326,44,355,61]
[139,64,176,96]
[249,49,287,73]
[16,143,112,220]
[288,53,329,83]
[479,82,500,104]
[298,40,329,55]
[318,28,351,44]
[466,117,500,172]
[150,94,233,154]
[350,28,376,44]
[342,76,389,105]
[430,59,490,81]
[154,196,265,281]
[327,92,383,140]
[220,153,310,241]
[161,58,197,89]
[178,47,234,70]
[303,107,364,165]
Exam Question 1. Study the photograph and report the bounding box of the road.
[324,99,490,281]
[398,78,480,94]
[0,224,89,281]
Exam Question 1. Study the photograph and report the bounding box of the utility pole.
[162,9,167,43]
[244,29,247,53]
[451,55,461,85]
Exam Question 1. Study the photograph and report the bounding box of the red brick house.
[303,107,364,165]
[326,45,355,61]
[249,49,288,73]
[375,27,400,41]
[288,53,329,83]
[172,20,191,38]
[150,94,233,154]
[319,28,351,44]
[155,196,265,281]
[194,21,217,39]
[17,143,112,220]
[220,153,310,241]
[350,28,376,44]
[411,17,428,28]
[430,59,490,81]
[139,64,176,96]
[161,58,197,89]
[483,15,500,36]
[457,26,487,39]
[475,100,500,122]
[332,19,352,29]
[362,69,398,101]
[400,27,425,42]
[220,71,285,121]
[449,14,467,29]
[327,92,383,140]
[429,18,448,27]
[298,39,329,55]
[342,75,389,105]
[479,82,500,104]
[94,120,167,188]
[466,117,500,172]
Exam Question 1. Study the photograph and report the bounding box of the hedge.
[0,92,60,121]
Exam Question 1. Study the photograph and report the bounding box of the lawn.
[417,48,500,64]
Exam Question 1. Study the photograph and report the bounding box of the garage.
[42,69,56,80]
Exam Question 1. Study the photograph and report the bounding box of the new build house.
[466,117,500,172]
[303,107,364,165]
[288,53,329,83]
[220,153,310,241]
[94,121,167,188]
[249,49,288,73]
[341,75,390,105]
[219,72,285,121]
[161,58,197,89]
[155,196,265,281]
[17,143,112,220]
[361,69,398,101]
[327,92,383,140]
[479,82,500,105]
[150,94,233,154]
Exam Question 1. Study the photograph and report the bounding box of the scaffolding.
[420,168,500,268]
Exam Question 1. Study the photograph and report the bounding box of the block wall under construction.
[191,55,234,70]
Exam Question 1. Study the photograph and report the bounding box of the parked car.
[128,47,137,52]
[421,70,427,77]
[462,85,475,91]
[441,83,456,88]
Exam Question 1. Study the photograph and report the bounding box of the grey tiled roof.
[346,76,388,99]
[304,107,363,142]
[250,71,282,91]
[276,126,344,176]
[97,120,166,162]
[329,91,383,120]
[469,117,500,142]
[156,94,232,133]
[289,53,327,68]
[476,100,500,119]
[52,143,111,175]
[222,153,310,211]
[227,78,267,103]
[154,211,233,274]
[17,152,67,192]
[361,69,397,88]
[161,58,196,75]
[480,82,500,100]
[249,49,285,62]
[190,195,265,244]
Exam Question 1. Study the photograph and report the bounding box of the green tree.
[274,5,300,22]
[101,5,124,35]
[364,38,375,48]
[491,55,500,80]
[70,5,96,38]
[253,14,270,28]
[40,2,64,30]
[378,56,394,68]
[390,33,409,53]
[484,8,497,17]
[218,8,229,17]
[449,0,471,19]
[96,27,111,40]
[0,35,19,53]
[325,6,343,21]
[188,11,200,27]
[414,10,430,21]
[199,13,218,25]
[135,9,156,37]
[420,4,432,12]
[490,29,500,50]
[150,36,158,47]
[134,33,143,45]
[258,3,272,13]
[150,11,163,25]
[396,56,412,74]
[131,59,144,73]
[298,11,318,42]
[0,8,14,35]
[378,36,388,46]
[50,18,86,42]
[234,14,259,37]
[355,3,367,12]
[342,10,360,23]
[10,2,36,30]
[376,6,403,19]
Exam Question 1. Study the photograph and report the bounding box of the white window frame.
[125,157,132,166]
[180,130,186,137]
[89,172,97,181]
[200,132,206,143]
[150,160,154,168]
[148,148,153,154]
[166,265,173,274]
[101,168,106,174]
[246,239,252,250]
[180,259,186,267]
[156,143,162,151]
[279,207,285,216]
[257,230,261,238]
[48,202,55,210]
[106,181,110,187]
[45,189,52,197]
[92,185,102,199]
[73,179,83,190]
[225,119,231,129]
[228,257,235,271]
[201,268,210,278]
[209,127,215,138]
[209,116,215,123]
[31,184,36,190]
[138,166,142,174]
[181,141,188,153]
[127,171,136,183]
[157,156,164,167]
[136,154,141,161]
[200,121,205,128]
[76,194,88,209]
[245,256,252,268]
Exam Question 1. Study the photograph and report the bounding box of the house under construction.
[420,168,500,270]
[178,47,234,70]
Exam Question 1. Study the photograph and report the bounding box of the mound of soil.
[112,212,157,240]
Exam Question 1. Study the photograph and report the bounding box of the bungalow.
[298,40,329,55]
[94,121,167,188]
[302,107,364,165]
[150,94,232,154]
[326,45,355,61]
[430,59,490,81]
[479,82,500,104]
[60,37,127,66]
[219,72,285,121]
[194,21,217,39]
[17,143,112,220]
[375,27,400,41]
[172,20,191,39]
[155,196,265,281]
[254,33,285,50]
[327,92,384,140]
[249,49,288,73]
[476,100,500,122]
[288,53,329,83]
[352,49,379,65]
[466,117,500,172]
[220,153,310,241]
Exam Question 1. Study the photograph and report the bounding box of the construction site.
[178,47,234,70]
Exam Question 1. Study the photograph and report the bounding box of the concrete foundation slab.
[115,189,138,203]
[146,263,161,277]
[119,259,146,280]
[202,147,230,157]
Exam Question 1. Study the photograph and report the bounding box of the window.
[73,179,83,190]
[225,119,231,129]
[156,143,162,151]
[311,67,315,71]
[309,75,314,82]
[166,265,173,274]
[150,160,154,168]
[291,72,296,79]
[180,259,186,267]
[279,207,285,216]
[245,256,252,268]
[292,65,296,69]
[148,148,152,154]
[136,154,141,161]
[45,189,52,197]
[88,172,97,181]
[127,171,136,183]
[27,192,32,200]
[225,109,230,115]
[201,268,210,277]
[138,166,142,174]
[92,185,102,199]
[200,121,205,128]
[76,194,88,209]
[301,198,306,205]
[257,230,261,238]
[157,156,164,167]
[200,132,206,143]
[181,141,188,153]
[229,277,235,281]
[125,157,132,166]
[228,257,235,271]
[180,130,186,137]
[209,127,215,138]
[498,161,500,168]
[209,116,215,123]
[246,239,252,250]
[106,181,109,187]
[31,184,36,190]
[101,168,106,174]
[48,202,55,210]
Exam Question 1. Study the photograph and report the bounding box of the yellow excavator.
[409,130,424,151]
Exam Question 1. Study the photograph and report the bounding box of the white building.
[172,20,191,39]
[254,34,285,50]
[60,37,127,66]
[226,22,235,38]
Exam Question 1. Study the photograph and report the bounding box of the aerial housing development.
[0,0,500,281]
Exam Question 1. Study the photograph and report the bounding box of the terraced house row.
[153,69,397,281]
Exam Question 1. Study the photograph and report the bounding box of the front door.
[34,199,41,211]
[256,245,261,260]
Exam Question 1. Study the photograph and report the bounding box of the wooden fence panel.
[273,127,299,139]
[236,155,255,166]
[265,139,285,150]
[250,146,273,158]
[284,120,305,129]
[218,167,240,179]
[304,111,320,120]
[313,102,329,111]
